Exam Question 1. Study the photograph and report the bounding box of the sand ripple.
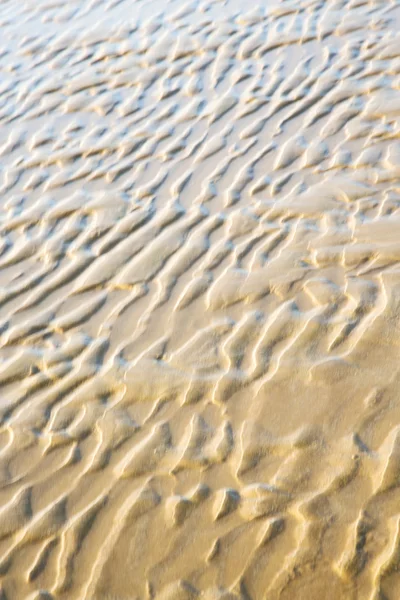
[0,0,400,597]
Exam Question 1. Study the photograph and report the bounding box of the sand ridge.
[0,0,400,597]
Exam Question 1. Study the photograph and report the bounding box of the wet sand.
[1,0,400,598]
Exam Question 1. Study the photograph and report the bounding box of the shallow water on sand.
[1,0,400,598]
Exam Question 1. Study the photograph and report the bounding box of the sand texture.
[1,0,400,597]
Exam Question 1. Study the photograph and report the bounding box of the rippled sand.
[1,0,400,598]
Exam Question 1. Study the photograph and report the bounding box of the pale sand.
[0,0,400,598]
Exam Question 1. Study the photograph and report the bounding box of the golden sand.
[1,0,400,598]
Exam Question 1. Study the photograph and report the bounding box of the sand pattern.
[1,0,400,597]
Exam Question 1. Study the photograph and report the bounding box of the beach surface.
[1,0,400,598]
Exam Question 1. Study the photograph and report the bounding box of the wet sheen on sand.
[1,0,400,598]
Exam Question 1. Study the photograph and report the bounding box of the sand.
[0,0,400,597]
